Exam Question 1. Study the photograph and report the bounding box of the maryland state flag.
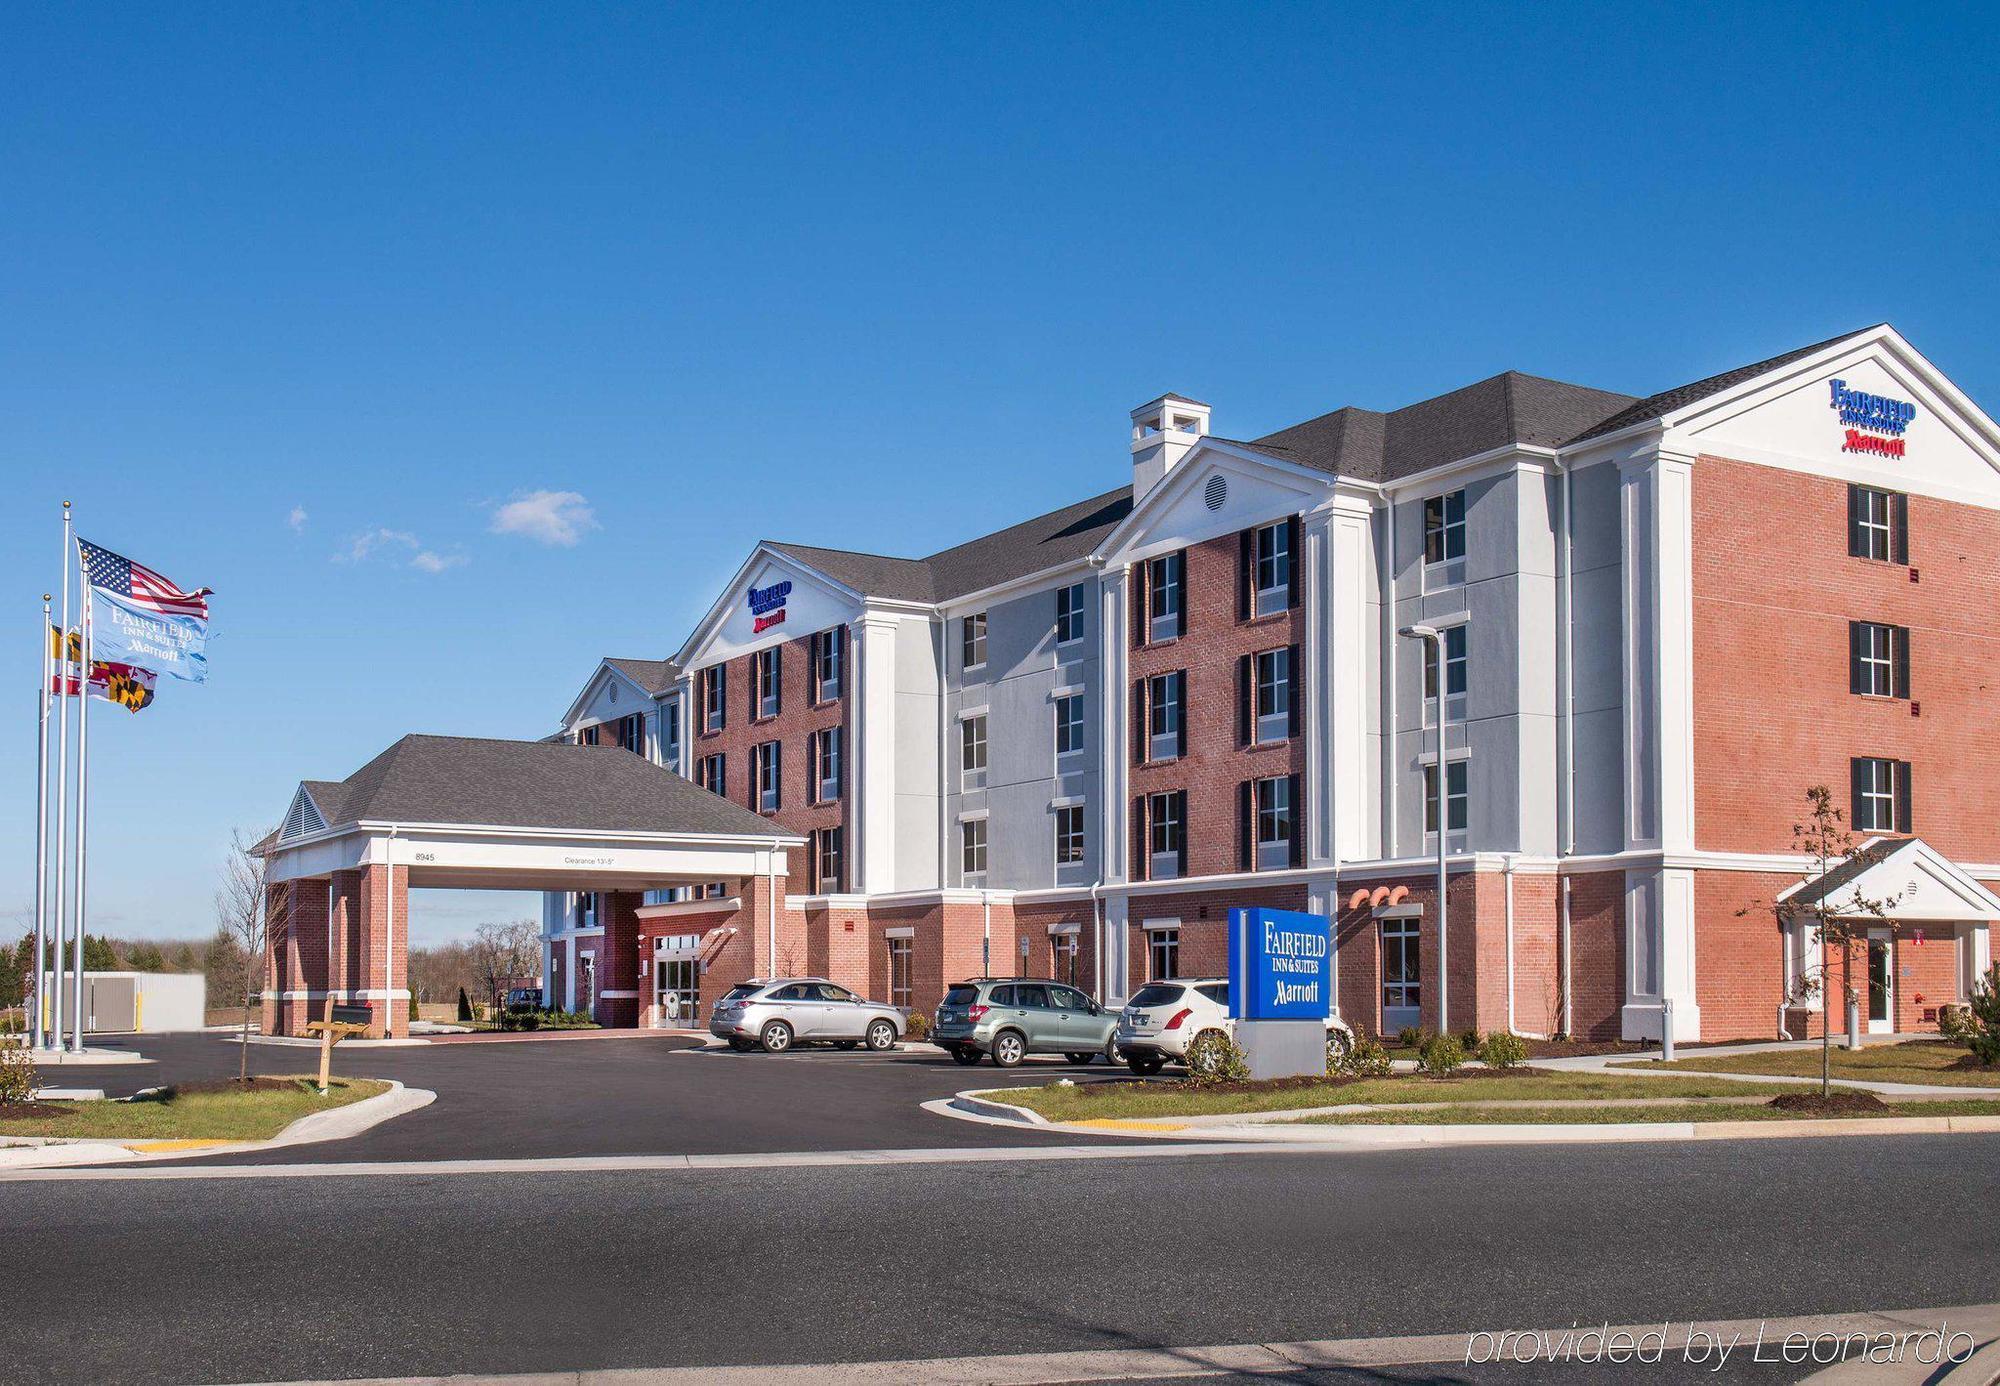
[49,625,157,712]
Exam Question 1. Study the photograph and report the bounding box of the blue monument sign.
[1227,907,1331,1021]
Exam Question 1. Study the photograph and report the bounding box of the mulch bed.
[1767,1090,1890,1115]
[1948,1054,2000,1073]
[0,1102,77,1121]
[1075,1068,1551,1099]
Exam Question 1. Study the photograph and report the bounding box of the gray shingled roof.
[299,734,790,838]
[603,657,681,696]
[1566,326,1880,444]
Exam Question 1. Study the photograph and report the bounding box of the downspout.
[1504,854,1517,1035]
[767,852,779,976]
[1558,457,1576,1039]
[1090,881,1105,1002]
[1560,877,1574,1039]
[981,890,992,977]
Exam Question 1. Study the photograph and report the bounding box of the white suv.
[1115,977,1355,1075]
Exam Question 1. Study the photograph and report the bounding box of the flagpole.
[53,501,72,1051]
[72,569,91,1054]
[31,594,52,1051]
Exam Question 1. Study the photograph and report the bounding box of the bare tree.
[1777,787,1899,1099]
[216,827,290,1083]
[468,920,540,1023]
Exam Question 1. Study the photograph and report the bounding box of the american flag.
[78,539,211,619]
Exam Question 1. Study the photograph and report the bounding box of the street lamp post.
[1399,623,1449,1035]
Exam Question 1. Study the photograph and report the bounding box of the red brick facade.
[263,863,409,1039]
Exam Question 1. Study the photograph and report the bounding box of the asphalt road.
[3,1133,1995,1384]
[44,1030,1126,1161]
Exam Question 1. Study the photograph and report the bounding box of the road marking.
[227,1303,2000,1385]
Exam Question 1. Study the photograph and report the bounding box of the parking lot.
[40,1030,1127,1164]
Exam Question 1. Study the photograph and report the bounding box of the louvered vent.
[1205,474,1228,511]
[281,789,326,841]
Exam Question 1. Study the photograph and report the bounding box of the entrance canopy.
[262,734,800,891]
[1776,836,2000,922]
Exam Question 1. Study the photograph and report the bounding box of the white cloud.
[287,505,308,532]
[411,549,467,574]
[490,490,597,547]
[342,528,420,563]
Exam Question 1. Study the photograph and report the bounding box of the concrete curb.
[939,1088,2000,1147]
[0,1080,434,1170]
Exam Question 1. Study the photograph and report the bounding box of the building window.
[812,627,844,703]
[961,613,987,672]
[1252,520,1292,616]
[1850,621,1909,699]
[1254,775,1294,871]
[699,666,725,732]
[578,723,600,746]
[1054,804,1085,866]
[961,818,988,884]
[812,826,844,894]
[1148,551,1185,641]
[1852,757,1911,833]
[752,741,781,812]
[753,647,781,719]
[1381,918,1421,1023]
[1421,624,1469,702]
[1148,927,1181,981]
[1147,671,1185,762]
[960,714,987,789]
[575,891,598,930]
[1052,932,1080,988]
[1253,647,1291,744]
[1423,489,1466,565]
[1055,693,1084,757]
[887,936,913,1008]
[812,726,843,803]
[615,714,644,755]
[1056,583,1085,644]
[1848,485,1908,564]
[579,953,596,1013]
[1148,790,1185,880]
[696,753,725,797]
[662,700,681,770]
[1424,760,1468,837]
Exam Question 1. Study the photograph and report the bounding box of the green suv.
[930,978,1121,1067]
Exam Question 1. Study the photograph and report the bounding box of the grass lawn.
[0,1076,389,1142]
[1612,1041,2000,1089]
[985,1070,1819,1122]
[1296,1098,2000,1126]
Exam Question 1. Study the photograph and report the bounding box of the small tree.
[1962,964,2000,1067]
[1776,786,1900,1099]
[216,827,289,1083]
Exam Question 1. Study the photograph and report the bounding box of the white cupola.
[1130,393,1211,501]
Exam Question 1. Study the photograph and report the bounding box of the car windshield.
[721,984,762,1002]
[942,985,980,1006]
[1130,984,1186,1007]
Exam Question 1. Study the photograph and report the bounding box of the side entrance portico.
[257,734,800,1037]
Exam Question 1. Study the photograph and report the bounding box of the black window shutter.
[1238,529,1253,622]
[1175,549,1190,636]
[719,665,728,725]
[1174,673,1187,759]
[1896,762,1913,834]
[838,625,849,698]
[1133,680,1147,766]
[1238,780,1254,873]
[1893,626,1911,700]
[1288,772,1305,868]
[1890,492,1909,564]
[1132,796,1147,880]
[1287,514,1303,609]
[1288,642,1303,739]
[1847,484,1863,557]
[1237,654,1252,747]
[1134,565,1148,647]
[1850,758,1868,830]
[1849,622,1864,694]
[773,748,783,811]
[1176,793,1189,876]
[771,646,782,716]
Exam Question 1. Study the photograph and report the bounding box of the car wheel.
[759,1020,793,1054]
[1103,1035,1122,1065]
[990,1030,1027,1068]
[866,1019,898,1051]
[1126,1054,1164,1075]
[1064,1052,1094,1065]
[727,1037,755,1053]
[1325,1026,1353,1069]
[950,1046,984,1066]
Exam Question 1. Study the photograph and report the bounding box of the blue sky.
[3,4,1996,947]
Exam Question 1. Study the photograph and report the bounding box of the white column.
[854,613,901,894]
[1097,566,1129,887]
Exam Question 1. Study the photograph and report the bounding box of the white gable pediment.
[563,662,657,731]
[1781,836,2000,923]
[279,785,327,842]
[1670,329,2000,509]
[1098,443,1335,566]
[676,546,863,669]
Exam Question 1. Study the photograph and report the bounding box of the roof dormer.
[1131,393,1211,501]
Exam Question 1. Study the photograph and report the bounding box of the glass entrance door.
[1867,933,1892,1033]
[656,955,701,1027]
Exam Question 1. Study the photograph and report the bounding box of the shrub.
[408,993,421,1022]
[1966,965,2000,1067]
[1458,1027,1485,1053]
[1183,1030,1250,1086]
[1339,1035,1393,1078]
[1937,1003,1970,1042]
[904,1010,933,1043]
[456,987,473,1023]
[1416,1032,1465,1077]
[1395,1025,1423,1051]
[1479,1030,1529,1070]
[0,1040,38,1106]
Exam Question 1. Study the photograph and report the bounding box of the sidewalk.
[1536,1035,1988,1097]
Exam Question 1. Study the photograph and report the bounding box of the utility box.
[38,971,207,1033]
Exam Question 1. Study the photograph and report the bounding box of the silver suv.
[709,978,904,1054]
[930,978,1121,1068]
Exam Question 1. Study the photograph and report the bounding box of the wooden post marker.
[304,999,374,1095]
